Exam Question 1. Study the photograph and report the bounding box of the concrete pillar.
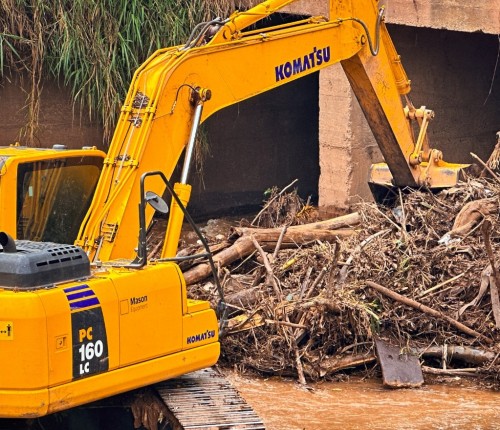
[284,0,500,211]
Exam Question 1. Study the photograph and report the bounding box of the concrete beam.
[276,0,500,35]
[384,0,500,35]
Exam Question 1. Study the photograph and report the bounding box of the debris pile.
[179,178,500,385]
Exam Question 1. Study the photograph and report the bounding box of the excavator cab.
[0,145,104,244]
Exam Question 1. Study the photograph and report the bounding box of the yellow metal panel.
[102,263,184,366]
[0,388,49,418]
[37,288,73,387]
[0,291,48,391]
[183,309,219,350]
[36,277,119,388]
[186,299,210,313]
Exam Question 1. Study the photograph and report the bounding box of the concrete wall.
[384,0,500,35]
[191,73,320,218]
[0,78,103,148]
[272,0,500,212]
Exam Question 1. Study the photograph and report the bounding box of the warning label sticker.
[0,321,13,340]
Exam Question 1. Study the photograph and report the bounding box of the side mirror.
[145,191,169,214]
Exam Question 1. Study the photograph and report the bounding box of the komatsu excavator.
[0,0,467,424]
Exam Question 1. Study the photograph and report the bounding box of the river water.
[225,372,500,430]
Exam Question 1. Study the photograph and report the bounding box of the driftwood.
[179,178,500,384]
[183,214,358,286]
[251,178,299,225]
[365,281,493,344]
[422,366,480,377]
[458,265,492,318]
[225,286,262,309]
[473,151,500,183]
[251,234,307,385]
[338,229,390,285]
[184,236,255,285]
[418,345,496,366]
[235,212,360,237]
[481,220,500,328]
[303,354,377,379]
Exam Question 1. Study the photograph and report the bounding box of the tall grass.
[0,0,243,146]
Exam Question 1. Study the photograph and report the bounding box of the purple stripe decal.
[67,290,94,301]
[64,284,89,293]
[70,297,100,310]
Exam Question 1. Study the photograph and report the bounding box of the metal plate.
[375,338,424,388]
[155,367,265,429]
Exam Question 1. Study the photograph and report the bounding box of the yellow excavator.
[0,0,467,424]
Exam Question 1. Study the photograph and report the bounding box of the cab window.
[17,156,102,244]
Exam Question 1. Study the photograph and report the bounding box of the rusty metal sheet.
[374,338,424,388]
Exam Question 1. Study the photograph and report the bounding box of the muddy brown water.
[225,372,500,430]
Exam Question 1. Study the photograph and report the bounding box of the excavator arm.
[76,0,465,263]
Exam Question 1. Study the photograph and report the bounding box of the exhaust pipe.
[0,232,16,253]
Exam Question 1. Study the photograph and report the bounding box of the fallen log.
[225,286,262,309]
[365,280,493,344]
[184,236,255,285]
[184,224,356,285]
[303,353,377,379]
[417,345,496,366]
[422,366,480,377]
[481,220,500,328]
[233,212,360,238]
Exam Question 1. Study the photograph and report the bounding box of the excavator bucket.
[369,160,470,205]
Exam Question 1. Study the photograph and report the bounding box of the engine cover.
[0,240,90,289]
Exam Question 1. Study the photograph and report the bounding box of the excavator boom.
[76,0,465,263]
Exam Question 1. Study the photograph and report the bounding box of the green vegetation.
[0,0,241,145]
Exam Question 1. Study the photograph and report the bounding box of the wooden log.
[418,345,496,366]
[303,354,377,378]
[250,235,282,298]
[481,220,500,328]
[422,366,480,377]
[225,286,262,309]
[234,212,360,238]
[183,236,255,285]
[183,226,355,286]
[366,281,493,344]
[238,229,354,246]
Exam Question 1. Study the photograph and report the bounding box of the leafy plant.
[0,0,243,146]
